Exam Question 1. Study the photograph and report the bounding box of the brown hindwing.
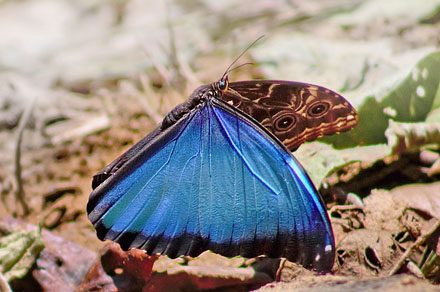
[219,80,358,151]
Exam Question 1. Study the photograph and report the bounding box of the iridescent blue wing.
[87,99,335,272]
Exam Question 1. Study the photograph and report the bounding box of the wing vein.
[210,105,279,195]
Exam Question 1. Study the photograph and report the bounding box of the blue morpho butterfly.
[87,65,358,272]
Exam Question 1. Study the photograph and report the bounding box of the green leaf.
[425,81,440,122]
[0,229,45,281]
[327,51,440,147]
[296,142,389,186]
[380,52,440,121]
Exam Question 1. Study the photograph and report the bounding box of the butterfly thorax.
[161,77,231,131]
[161,85,213,130]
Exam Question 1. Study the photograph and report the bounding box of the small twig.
[0,178,11,212]
[389,219,440,276]
[330,218,350,226]
[0,272,12,292]
[140,44,171,84]
[138,74,165,124]
[329,205,364,214]
[175,51,202,90]
[14,96,37,216]
[275,258,287,282]
[139,44,174,110]
[97,88,118,118]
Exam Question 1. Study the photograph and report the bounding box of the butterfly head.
[214,76,230,95]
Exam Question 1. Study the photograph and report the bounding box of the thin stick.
[14,96,37,216]
[275,258,287,281]
[388,219,440,276]
[0,272,12,292]
[138,74,164,124]
[175,52,202,90]
[329,205,364,213]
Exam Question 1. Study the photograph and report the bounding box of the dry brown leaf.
[77,243,157,292]
[389,182,440,220]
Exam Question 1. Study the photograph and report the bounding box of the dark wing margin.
[92,126,162,189]
[87,99,335,272]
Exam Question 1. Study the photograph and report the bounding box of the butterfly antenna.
[222,35,265,79]
[225,62,255,75]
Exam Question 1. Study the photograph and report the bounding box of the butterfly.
[87,74,358,273]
